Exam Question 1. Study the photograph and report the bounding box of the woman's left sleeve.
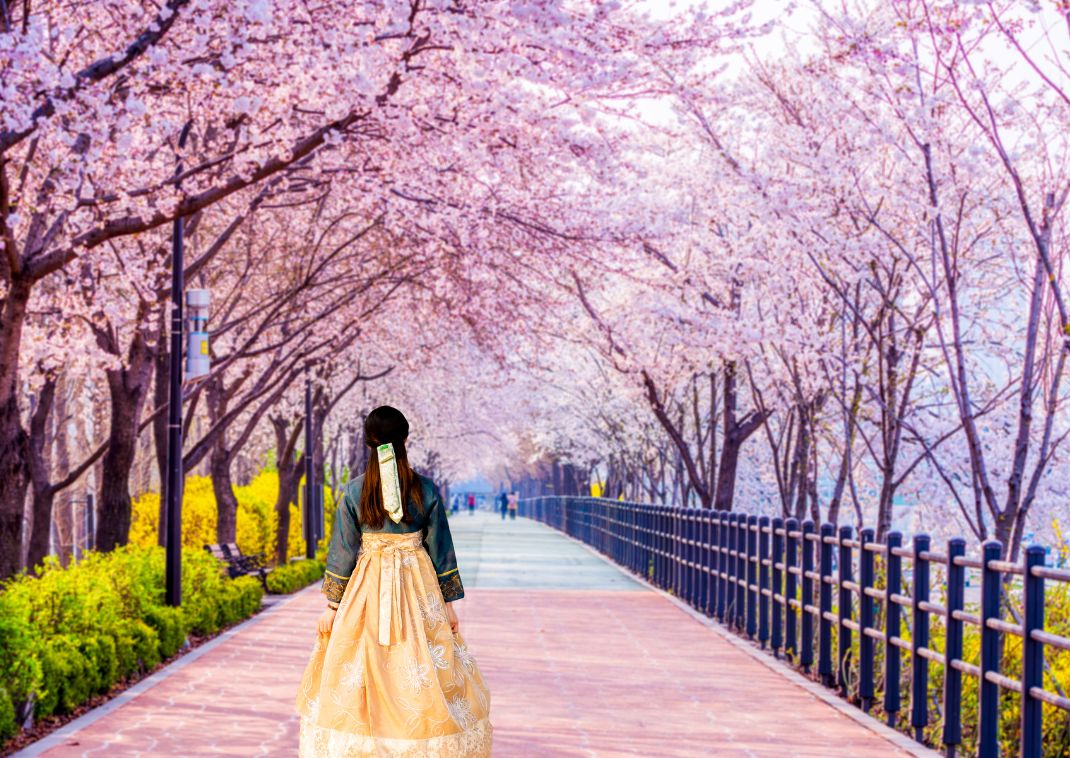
[423,484,464,602]
[323,484,361,605]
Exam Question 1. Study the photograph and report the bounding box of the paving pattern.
[20,510,914,757]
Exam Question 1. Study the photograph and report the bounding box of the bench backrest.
[204,544,238,563]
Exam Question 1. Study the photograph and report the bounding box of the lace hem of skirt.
[298,716,492,757]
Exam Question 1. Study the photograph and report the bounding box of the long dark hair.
[359,406,423,528]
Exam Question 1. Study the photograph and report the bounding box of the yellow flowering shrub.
[130,470,335,564]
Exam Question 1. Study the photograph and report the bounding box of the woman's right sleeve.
[323,484,360,605]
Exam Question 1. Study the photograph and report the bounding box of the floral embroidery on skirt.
[295,532,492,757]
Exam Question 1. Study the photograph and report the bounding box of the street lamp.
[165,121,193,608]
[304,372,317,559]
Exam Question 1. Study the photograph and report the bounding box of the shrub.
[35,635,93,719]
[0,686,15,742]
[129,471,335,564]
[144,606,185,660]
[0,542,265,738]
[0,593,39,714]
[266,559,325,595]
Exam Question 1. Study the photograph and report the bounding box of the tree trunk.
[26,377,58,570]
[562,463,578,496]
[876,478,895,542]
[0,279,33,580]
[271,415,303,564]
[96,357,153,551]
[713,434,743,511]
[211,442,239,544]
[274,462,299,565]
[53,379,75,564]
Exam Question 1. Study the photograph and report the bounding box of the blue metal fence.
[518,496,1070,757]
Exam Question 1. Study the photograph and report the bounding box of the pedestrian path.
[20,511,921,757]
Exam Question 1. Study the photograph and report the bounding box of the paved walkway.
[21,511,918,757]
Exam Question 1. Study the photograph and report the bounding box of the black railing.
[518,496,1070,757]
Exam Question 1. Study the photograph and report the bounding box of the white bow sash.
[377,443,405,525]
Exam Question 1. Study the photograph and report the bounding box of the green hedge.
[0,546,263,742]
[266,559,325,595]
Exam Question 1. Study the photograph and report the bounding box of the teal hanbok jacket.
[321,474,464,604]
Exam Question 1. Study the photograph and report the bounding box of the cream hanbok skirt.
[295,532,492,757]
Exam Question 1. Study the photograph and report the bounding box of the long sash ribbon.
[377,546,405,646]
[377,443,404,525]
[372,445,408,645]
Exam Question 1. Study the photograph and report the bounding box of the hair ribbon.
[377,442,405,524]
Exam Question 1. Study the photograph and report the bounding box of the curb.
[13,584,319,757]
[540,519,940,758]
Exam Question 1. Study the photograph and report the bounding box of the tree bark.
[26,377,58,570]
[271,415,303,564]
[95,342,154,551]
[712,361,768,512]
[211,442,240,544]
[0,278,33,579]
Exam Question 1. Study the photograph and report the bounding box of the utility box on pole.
[185,289,211,379]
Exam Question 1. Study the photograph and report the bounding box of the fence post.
[800,520,816,672]
[637,505,646,578]
[667,507,676,592]
[911,533,931,743]
[716,512,728,623]
[642,505,651,580]
[698,511,706,611]
[731,511,740,629]
[688,509,698,607]
[678,508,687,600]
[785,517,799,661]
[746,515,759,639]
[759,515,771,649]
[676,509,684,599]
[657,507,667,589]
[978,540,1002,758]
[818,522,835,687]
[884,531,903,729]
[837,524,853,696]
[694,510,703,610]
[678,508,687,599]
[771,517,784,656]
[858,527,875,713]
[1021,544,1045,758]
[646,505,654,583]
[672,508,681,598]
[701,511,712,615]
[942,537,966,757]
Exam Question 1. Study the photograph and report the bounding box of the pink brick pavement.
[27,584,912,757]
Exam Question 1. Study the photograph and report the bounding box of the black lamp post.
[304,372,316,559]
[165,121,193,607]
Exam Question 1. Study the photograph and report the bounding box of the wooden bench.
[204,543,272,589]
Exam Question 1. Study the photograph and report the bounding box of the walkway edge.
[551,523,940,758]
[12,585,319,758]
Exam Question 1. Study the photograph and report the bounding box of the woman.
[295,406,492,756]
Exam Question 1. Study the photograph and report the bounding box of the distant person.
[296,405,491,755]
[507,491,518,520]
[451,494,460,514]
[499,491,508,520]
[467,493,475,515]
